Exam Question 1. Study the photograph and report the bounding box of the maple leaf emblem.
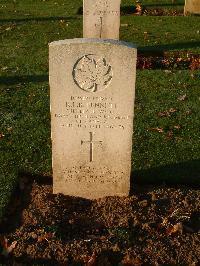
[73,54,113,92]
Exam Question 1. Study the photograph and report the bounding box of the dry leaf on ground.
[166,223,183,235]
[178,94,187,101]
[0,237,17,257]
[0,133,5,139]
[86,251,97,266]
[149,127,164,133]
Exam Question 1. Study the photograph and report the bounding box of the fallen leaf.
[164,70,172,73]
[0,132,5,139]
[174,125,181,130]
[149,127,164,133]
[37,232,54,243]
[135,4,142,15]
[138,200,148,207]
[185,110,192,115]
[151,192,157,201]
[7,127,13,132]
[87,251,97,266]
[178,94,187,101]
[158,108,177,118]
[169,108,177,114]
[112,243,120,252]
[161,217,169,227]
[142,223,151,231]
[158,111,170,117]
[166,130,173,140]
[166,223,183,235]
[0,237,17,257]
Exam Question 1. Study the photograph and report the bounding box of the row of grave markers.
[49,0,136,199]
[83,0,200,41]
[49,0,199,199]
[83,0,200,40]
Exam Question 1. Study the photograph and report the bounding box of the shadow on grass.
[131,159,200,195]
[0,41,199,87]
[0,74,48,86]
[139,41,200,55]
[77,6,136,15]
[0,16,78,24]
[143,3,184,8]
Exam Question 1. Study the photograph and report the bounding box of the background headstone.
[184,0,200,15]
[49,39,137,199]
[83,0,121,39]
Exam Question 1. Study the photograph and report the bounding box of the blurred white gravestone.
[83,0,121,39]
[49,39,137,199]
[184,0,200,15]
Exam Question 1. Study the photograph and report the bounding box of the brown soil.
[137,53,200,70]
[0,176,200,265]
[141,8,183,16]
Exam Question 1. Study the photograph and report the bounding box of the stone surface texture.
[184,0,200,15]
[49,39,137,199]
[83,0,121,39]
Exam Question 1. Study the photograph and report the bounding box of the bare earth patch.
[0,177,200,265]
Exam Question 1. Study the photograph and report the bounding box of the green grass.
[0,0,185,19]
[0,0,200,220]
[133,70,200,184]
[0,16,199,78]
[121,16,200,53]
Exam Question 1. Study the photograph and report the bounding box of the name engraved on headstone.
[54,96,131,130]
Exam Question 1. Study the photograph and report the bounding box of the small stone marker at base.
[184,0,200,15]
[83,0,121,39]
[49,39,137,199]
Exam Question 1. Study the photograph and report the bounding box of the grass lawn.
[0,0,200,220]
[0,0,185,19]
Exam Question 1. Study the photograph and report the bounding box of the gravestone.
[83,0,121,39]
[184,0,200,15]
[49,39,137,199]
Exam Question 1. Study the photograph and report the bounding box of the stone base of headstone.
[49,39,137,199]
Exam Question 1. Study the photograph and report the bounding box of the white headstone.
[184,0,200,15]
[83,0,121,39]
[49,39,137,199]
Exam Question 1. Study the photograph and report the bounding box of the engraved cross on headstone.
[83,0,121,40]
[81,132,103,162]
